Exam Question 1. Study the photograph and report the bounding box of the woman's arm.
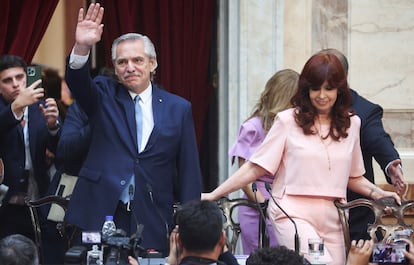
[238,158,266,203]
[202,161,268,201]
[348,176,401,204]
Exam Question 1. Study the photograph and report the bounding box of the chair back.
[25,195,71,264]
[216,196,269,253]
[335,197,414,255]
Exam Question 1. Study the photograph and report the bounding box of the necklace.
[317,119,331,171]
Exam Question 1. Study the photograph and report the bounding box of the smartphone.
[26,65,42,88]
[371,242,409,264]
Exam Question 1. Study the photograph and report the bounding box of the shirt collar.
[128,83,152,103]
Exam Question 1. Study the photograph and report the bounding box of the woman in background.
[229,69,299,254]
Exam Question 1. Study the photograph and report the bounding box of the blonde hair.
[249,69,299,132]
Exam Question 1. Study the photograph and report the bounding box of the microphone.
[130,223,146,258]
[128,185,145,253]
[146,183,170,242]
[252,182,269,248]
[264,181,300,254]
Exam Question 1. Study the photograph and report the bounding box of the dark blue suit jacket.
[0,97,59,204]
[64,62,202,254]
[46,101,90,200]
[55,101,90,177]
[348,89,400,240]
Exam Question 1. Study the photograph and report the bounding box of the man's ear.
[218,230,226,249]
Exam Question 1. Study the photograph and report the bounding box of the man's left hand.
[388,159,405,195]
[39,98,59,130]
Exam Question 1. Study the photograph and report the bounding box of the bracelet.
[369,187,376,198]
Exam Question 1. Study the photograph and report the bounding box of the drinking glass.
[308,237,324,262]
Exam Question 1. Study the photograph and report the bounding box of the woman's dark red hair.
[290,53,353,141]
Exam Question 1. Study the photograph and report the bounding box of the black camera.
[102,228,144,265]
[65,227,146,265]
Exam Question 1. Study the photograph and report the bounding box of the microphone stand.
[264,182,300,254]
[146,183,170,242]
[128,185,147,258]
[252,182,269,248]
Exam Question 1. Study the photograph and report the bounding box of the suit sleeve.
[0,104,20,135]
[360,103,399,183]
[65,56,100,118]
[175,104,202,202]
[57,102,91,175]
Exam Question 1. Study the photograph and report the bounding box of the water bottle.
[101,215,116,240]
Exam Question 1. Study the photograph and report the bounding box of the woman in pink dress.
[229,69,299,254]
[202,53,400,265]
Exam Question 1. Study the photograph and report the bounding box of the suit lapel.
[145,86,163,151]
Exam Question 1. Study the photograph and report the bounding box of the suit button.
[135,159,139,164]
[120,180,126,185]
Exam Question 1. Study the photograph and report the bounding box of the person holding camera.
[128,200,238,265]
[0,54,60,242]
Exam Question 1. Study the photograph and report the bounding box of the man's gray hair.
[111,33,158,71]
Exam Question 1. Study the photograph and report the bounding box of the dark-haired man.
[246,246,304,265]
[0,54,60,241]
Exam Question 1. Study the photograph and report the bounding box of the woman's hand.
[371,186,401,205]
[201,192,217,201]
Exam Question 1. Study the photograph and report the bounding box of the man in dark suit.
[319,49,405,240]
[41,101,90,264]
[0,55,60,241]
[64,3,202,256]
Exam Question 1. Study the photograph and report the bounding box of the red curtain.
[98,0,216,148]
[0,0,59,63]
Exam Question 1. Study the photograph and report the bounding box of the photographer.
[129,200,238,265]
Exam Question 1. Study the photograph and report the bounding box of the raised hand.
[11,79,44,117]
[39,98,59,130]
[74,3,104,55]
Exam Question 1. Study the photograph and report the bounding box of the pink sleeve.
[250,113,288,175]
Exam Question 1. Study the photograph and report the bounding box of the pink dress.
[250,108,365,265]
[229,116,278,254]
